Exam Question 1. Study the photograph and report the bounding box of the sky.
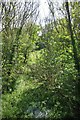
[39,0,49,19]
[16,0,62,25]
[0,0,80,29]
[36,0,80,25]
[38,0,64,25]
[17,0,63,21]
[2,0,80,21]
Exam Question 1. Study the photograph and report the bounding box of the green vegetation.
[1,1,80,119]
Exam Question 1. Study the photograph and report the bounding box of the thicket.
[1,1,80,119]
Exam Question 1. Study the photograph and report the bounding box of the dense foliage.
[1,1,80,119]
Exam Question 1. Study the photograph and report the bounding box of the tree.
[65,1,80,118]
[1,1,39,93]
[47,0,80,118]
[65,1,80,73]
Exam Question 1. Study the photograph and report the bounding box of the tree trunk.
[65,1,80,119]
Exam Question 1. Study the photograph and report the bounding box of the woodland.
[0,0,80,119]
